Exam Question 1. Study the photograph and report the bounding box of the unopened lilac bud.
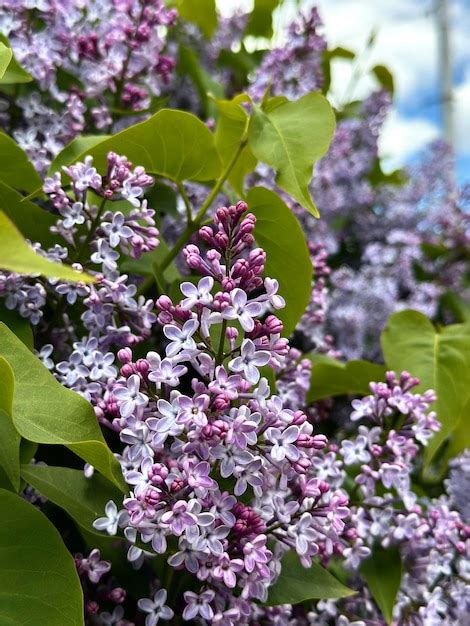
[170,476,185,492]
[213,393,230,411]
[108,587,126,603]
[148,463,169,485]
[292,410,307,425]
[226,327,238,341]
[156,295,173,311]
[221,277,236,291]
[135,358,149,376]
[215,206,229,224]
[265,315,283,334]
[120,363,134,378]
[311,434,328,449]
[292,457,311,473]
[235,200,248,214]
[198,226,214,243]
[117,347,132,363]
[344,527,358,541]
[86,601,100,616]
[158,311,174,325]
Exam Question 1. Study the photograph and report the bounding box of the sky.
[217,0,470,183]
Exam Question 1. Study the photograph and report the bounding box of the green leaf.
[360,546,402,624]
[0,180,57,247]
[372,64,394,94]
[67,109,222,183]
[0,357,20,491]
[0,488,83,625]
[0,41,12,79]
[0,210,95,283]
[381,310,470,464]
[248,93,336,217]
[21,464,122,537]
[0,131,42,192]
[174,0,217,38]
[266,551,355,606]
[215,95,257,197]
[48,135,111,175]
[246,0,281,38]
[0,301,33,350]
[178,45,224,117]
[307,355,387,402]
[247,186,312,336]
[0,323,126,492]
[0,35,32,84]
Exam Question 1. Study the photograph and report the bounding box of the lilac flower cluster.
[92,202,358,623]
[248,373,470,624]
[0,152,158,397]
[250,8,326,101]
[0,0,177,172]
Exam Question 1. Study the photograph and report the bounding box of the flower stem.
[160,138,247,272]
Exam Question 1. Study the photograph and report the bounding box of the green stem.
[216,319,228,365]
[75,196,107,264]
[160,138,247,272]
[177,181,193,224]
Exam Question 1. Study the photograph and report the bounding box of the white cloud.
[454,71,470,155]
[379,110,440,170]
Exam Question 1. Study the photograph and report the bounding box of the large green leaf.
[21,464,122,537]
[174,0,217,38]
[48,135,111,175]
[307,354,386,402]
[360,546,402,624]
[0,301,33,350]
[0,357,20,491]
[246,0,281,38]
[0,35,32,84]
[215,95,257,196]
[0,323,126,491]
[73,109,222,183]
[0,180,57,247]
[248,93,335,217]
[266,551,354,606]
[0,489,83,625]
[0,132,42,192]
[0,210,94,283]
[0,41,12,79]
[381,310,470,464]
[247,187,312,336]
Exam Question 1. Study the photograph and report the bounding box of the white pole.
[436,0,454,151]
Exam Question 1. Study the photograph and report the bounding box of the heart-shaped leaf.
[248,186,312,336]
[21,464,123,537]
[266,550,355,606]
[0,489,83,625]
[307,354,387,402]
[67,109,222,183]
[0,323,126,491]
[0,210,94,283]
[248,93,336,217]
[0,357,20,491]
[0,131,42,192]
[381,310,470,464]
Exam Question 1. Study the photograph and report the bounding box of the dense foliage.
[0,1,469,625]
